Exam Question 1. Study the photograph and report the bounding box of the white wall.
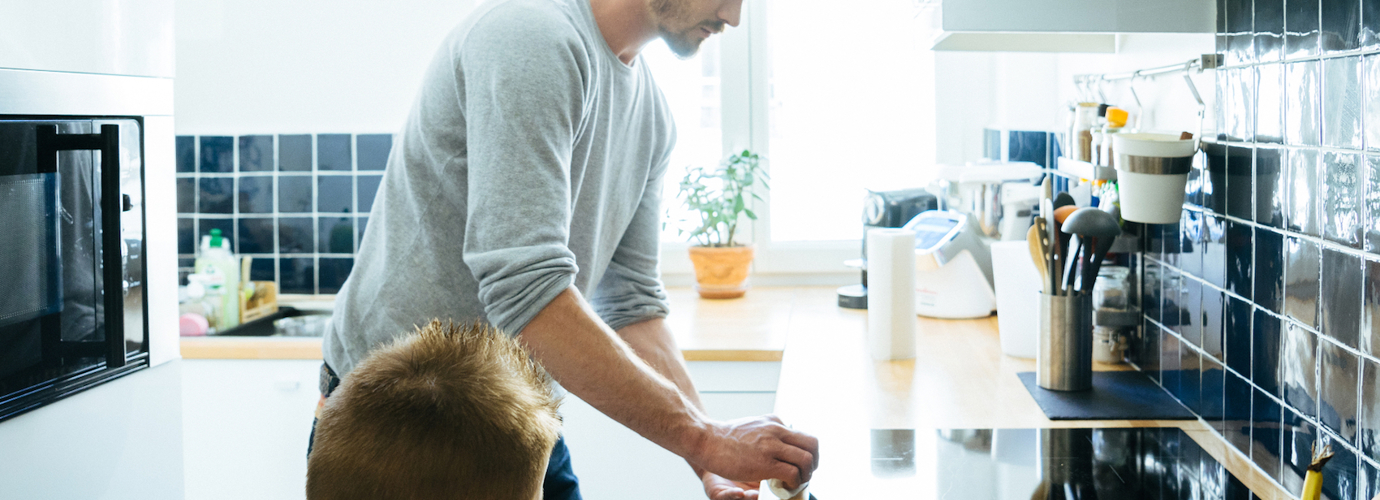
[175,0,479,134]
[934,33,1218,166]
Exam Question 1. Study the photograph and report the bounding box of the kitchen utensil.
[1061,208,1122,294]
[1042,198,1057,295]
[932,162,1044,240]
[905,210,996,318]
[1038,291,1093,391]
[1113,132,1196,224]
[1063,234,1082,294]
[1052,205,1079,292]
[1053,192,1076,210]
[1027,225,1050,294]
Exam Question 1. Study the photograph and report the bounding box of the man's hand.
[702,472,760,500]
[692,415,819,490]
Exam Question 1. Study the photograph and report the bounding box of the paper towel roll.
[866,228,917,361]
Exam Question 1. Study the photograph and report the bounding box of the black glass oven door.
[0,119,147,420]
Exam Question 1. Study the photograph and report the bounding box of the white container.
[1113,133,1197,224]
[991,241,1040,359]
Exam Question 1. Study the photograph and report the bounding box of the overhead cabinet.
[926,0,1216,52]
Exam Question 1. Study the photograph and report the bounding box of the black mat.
[1017,371,1195,420]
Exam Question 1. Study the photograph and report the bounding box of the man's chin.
[662,32,705,59]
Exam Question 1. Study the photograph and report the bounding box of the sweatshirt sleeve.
[459,12,588,336]
[590,131,673,331]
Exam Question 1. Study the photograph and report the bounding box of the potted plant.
[674,150,768,299]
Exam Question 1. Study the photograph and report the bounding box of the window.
[763,0,936,242]
[642,38,723,243]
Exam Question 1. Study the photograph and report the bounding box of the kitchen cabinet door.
[182,359,321,500]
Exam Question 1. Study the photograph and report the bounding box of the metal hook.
[1182,61,1206,151]
[1127,71,1144,130]
[1096,77,1108,104]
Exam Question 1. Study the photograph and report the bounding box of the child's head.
[307,320,561,500]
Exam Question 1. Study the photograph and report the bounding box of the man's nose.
[719,0,743,28]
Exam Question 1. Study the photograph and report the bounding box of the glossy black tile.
[356,134,392,171]
[1257,0,1286,61]
[1325,151,1364,248]
[236,217,275,254]
[1283,407,1317,493]
[1218,70,1231,142]
[1224,371,1253,457]
[1183,345,1205,415]
[1255,308,1285,397]
[1205,288,1228,360]
[177,178,195,214]
[1008,131,1048,167]
[1286,0,1322,57]
[1258,64,1285,146]
[1205,142,1229,214]
[318,175,352,214]
[1187,163,1206,208]
[1204,357,1229,434]
[1365,258,1380,358]
[199,218,234,250]
[319,217,354,254]
[1256,147,1288,228]
[277,217,315,254]
[1285,236,1323,328]
[1224,473,1252,500]
[1164,331,1184,398]
[197,177,233,214]
[1287,61,1323,147]
[1320,340,1361,444]
[1145,320,1164,384]
[1164,223,1184,268]
[249,257,274,282]
[1321,0,1362,52]
[1185,279,1205,348]
[1226,0,1255,65]
[1366,156,1380,251]
[278,175,312,214]
[1256,228,1286,314]
[358,174,382,214]
[1282,321,1321,420]
[1325,57,1365,152]
[178,217,194,255]
[1227,145,1256,219]
[317,134,352,171]
[1362,460,1380,500]
[1367,57,1380,151]
[318,257,353,294]
[1252,386,1286,482]
[1362,358,1380,463]
[1205,215,1229,289]
[1322,247,1364,349]
[199,136,234,173]
[1320,434,1361,500]
[238,135,274,172]
[1226,221,1254,300]
[1289,148,1322,237]
[278,134,312,172]
[279,257,315,295]
[237,175,274,214]
[176,135,195,173]
[1149,221,1167,257]
[1227,296,1254,376]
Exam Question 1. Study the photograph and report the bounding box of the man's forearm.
[615,318,715,480]
[518,287,708,461]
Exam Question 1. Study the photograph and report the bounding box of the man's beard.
[649,0,720,58]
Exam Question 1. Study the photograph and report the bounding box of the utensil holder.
[1038,291,1093,391]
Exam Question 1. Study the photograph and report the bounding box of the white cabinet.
[559,361,781,500]
[927,0,1216,52]
[182,359,321,500]
[0,0,175,77]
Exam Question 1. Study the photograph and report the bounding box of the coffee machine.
[838,188,938,309]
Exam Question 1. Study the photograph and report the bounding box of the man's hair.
[307,320,561,500]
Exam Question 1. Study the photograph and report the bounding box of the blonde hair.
[307,320,561,500]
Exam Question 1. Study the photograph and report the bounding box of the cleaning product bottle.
[194,228,240,330]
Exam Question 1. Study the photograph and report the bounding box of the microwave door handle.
[35,124,127,368]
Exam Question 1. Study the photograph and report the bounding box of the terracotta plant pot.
[687,245,755,299]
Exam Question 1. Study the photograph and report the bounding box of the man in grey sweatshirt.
[319,0,818,498]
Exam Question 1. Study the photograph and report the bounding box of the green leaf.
[744,208,757,220]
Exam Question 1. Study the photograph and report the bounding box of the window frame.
[658,0,858,284]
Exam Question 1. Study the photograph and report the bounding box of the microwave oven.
[0,117,149,422]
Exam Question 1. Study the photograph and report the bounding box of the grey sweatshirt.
[322,0,675,377]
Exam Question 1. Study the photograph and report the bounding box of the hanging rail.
[1072,54,1222,84]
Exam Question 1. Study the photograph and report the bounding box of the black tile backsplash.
[177,133,389,294]
[1137,9,1380,482]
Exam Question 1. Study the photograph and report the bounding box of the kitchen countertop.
[760,287,1292,500]
[180,287,790,362]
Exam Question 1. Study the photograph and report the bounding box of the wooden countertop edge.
[180,338,782,362]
